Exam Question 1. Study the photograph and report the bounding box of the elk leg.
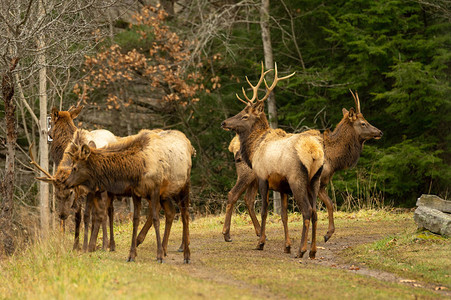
[161,199,175,256]
[108,194,115,252]
[101,216,108,251]
[223,166,258,242]
[291,179,311,258]
[136,198,153,246]
[244,180,260,237]
[82,195,92,252]
[100,192,109,251]
[88,193,103,252]
[280,192,291,253]
[179,184,191,264]
[151,189,164,263]
[296,193,311,258]
[256,179,269,250]
[310,205,318,259]
[319,185,335,242]
[127,195,141,262]
[73,203,82,251]
[309,170,322,259]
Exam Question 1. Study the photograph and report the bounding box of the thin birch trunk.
[260,0,281,214]
[38,0,50,237]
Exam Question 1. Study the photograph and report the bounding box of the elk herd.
[31,63,382,264]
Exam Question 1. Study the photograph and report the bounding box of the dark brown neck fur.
[324,118,363,174]
[50,117,77,166]
[239,114,270,168]
[84,134,151,194]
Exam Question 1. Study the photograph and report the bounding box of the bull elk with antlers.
[222,90,383,243]
[63,129,195,263]
[222,63,324,258]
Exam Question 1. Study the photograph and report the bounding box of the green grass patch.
[342,229,451,288]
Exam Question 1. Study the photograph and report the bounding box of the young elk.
[222,91,383,243]
[46,106,174,252]
[320,90,383,241]
[32,123,119,252]
[222,135,259,242]
[221,64,324,259]
[64,129,195,263]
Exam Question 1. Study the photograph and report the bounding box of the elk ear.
[254,101,265,113]
[342,108,349,117]
[88,141,97,148]
[51,107,59,120]
[79,144,91,160]
[348,108,357,121]
[69,105,84,120]
[36,176,56,183]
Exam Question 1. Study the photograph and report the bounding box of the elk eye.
[241,115,249,120]
[361,122,366,127]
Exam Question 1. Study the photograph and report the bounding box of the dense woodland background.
[0,0,450,253]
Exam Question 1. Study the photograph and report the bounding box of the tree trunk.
[38,0,50,237]
[159,0,175,17]
[1,57,19,255]
[260,0,281,214]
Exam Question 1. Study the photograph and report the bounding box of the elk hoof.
[184,259,190,264]
[255,243,265,250]
[296,250,307,258]
[324,235,330,243]
[309,251,317,259]
[136,236,144,246]
[284,246,291,254]
[156,258,164,264]
[223,232,232,242]
[126,257,135,262]
[177,246,184,252]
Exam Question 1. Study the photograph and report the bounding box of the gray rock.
[414,206,451,237]
[416,194,451,213]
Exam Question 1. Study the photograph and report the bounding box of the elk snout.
[374,129,383,140]
[59,212,68,220]
[221,121,230,131]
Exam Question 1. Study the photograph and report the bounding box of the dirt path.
[306,230,451,297]
[162,216,450,298]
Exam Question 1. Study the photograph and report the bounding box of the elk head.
[64,144,95,191]
[344,90,383,142]
[29,145,77,220]
[48,103,83,140]
[221,63,295,134]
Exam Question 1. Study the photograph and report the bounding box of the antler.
[349,89,361,113]
[259,63,295,103]
[236,62,273,104]
[29,143,54,180]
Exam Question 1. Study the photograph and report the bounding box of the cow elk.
[222,90,383,244]
[221,64,324,259]
[33,127,119,252]
[64,129,195,263]
[36,104,118,251]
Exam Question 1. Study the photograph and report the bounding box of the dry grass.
[0,210,448,299]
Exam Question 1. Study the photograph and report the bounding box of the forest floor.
[0,209,450,299]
